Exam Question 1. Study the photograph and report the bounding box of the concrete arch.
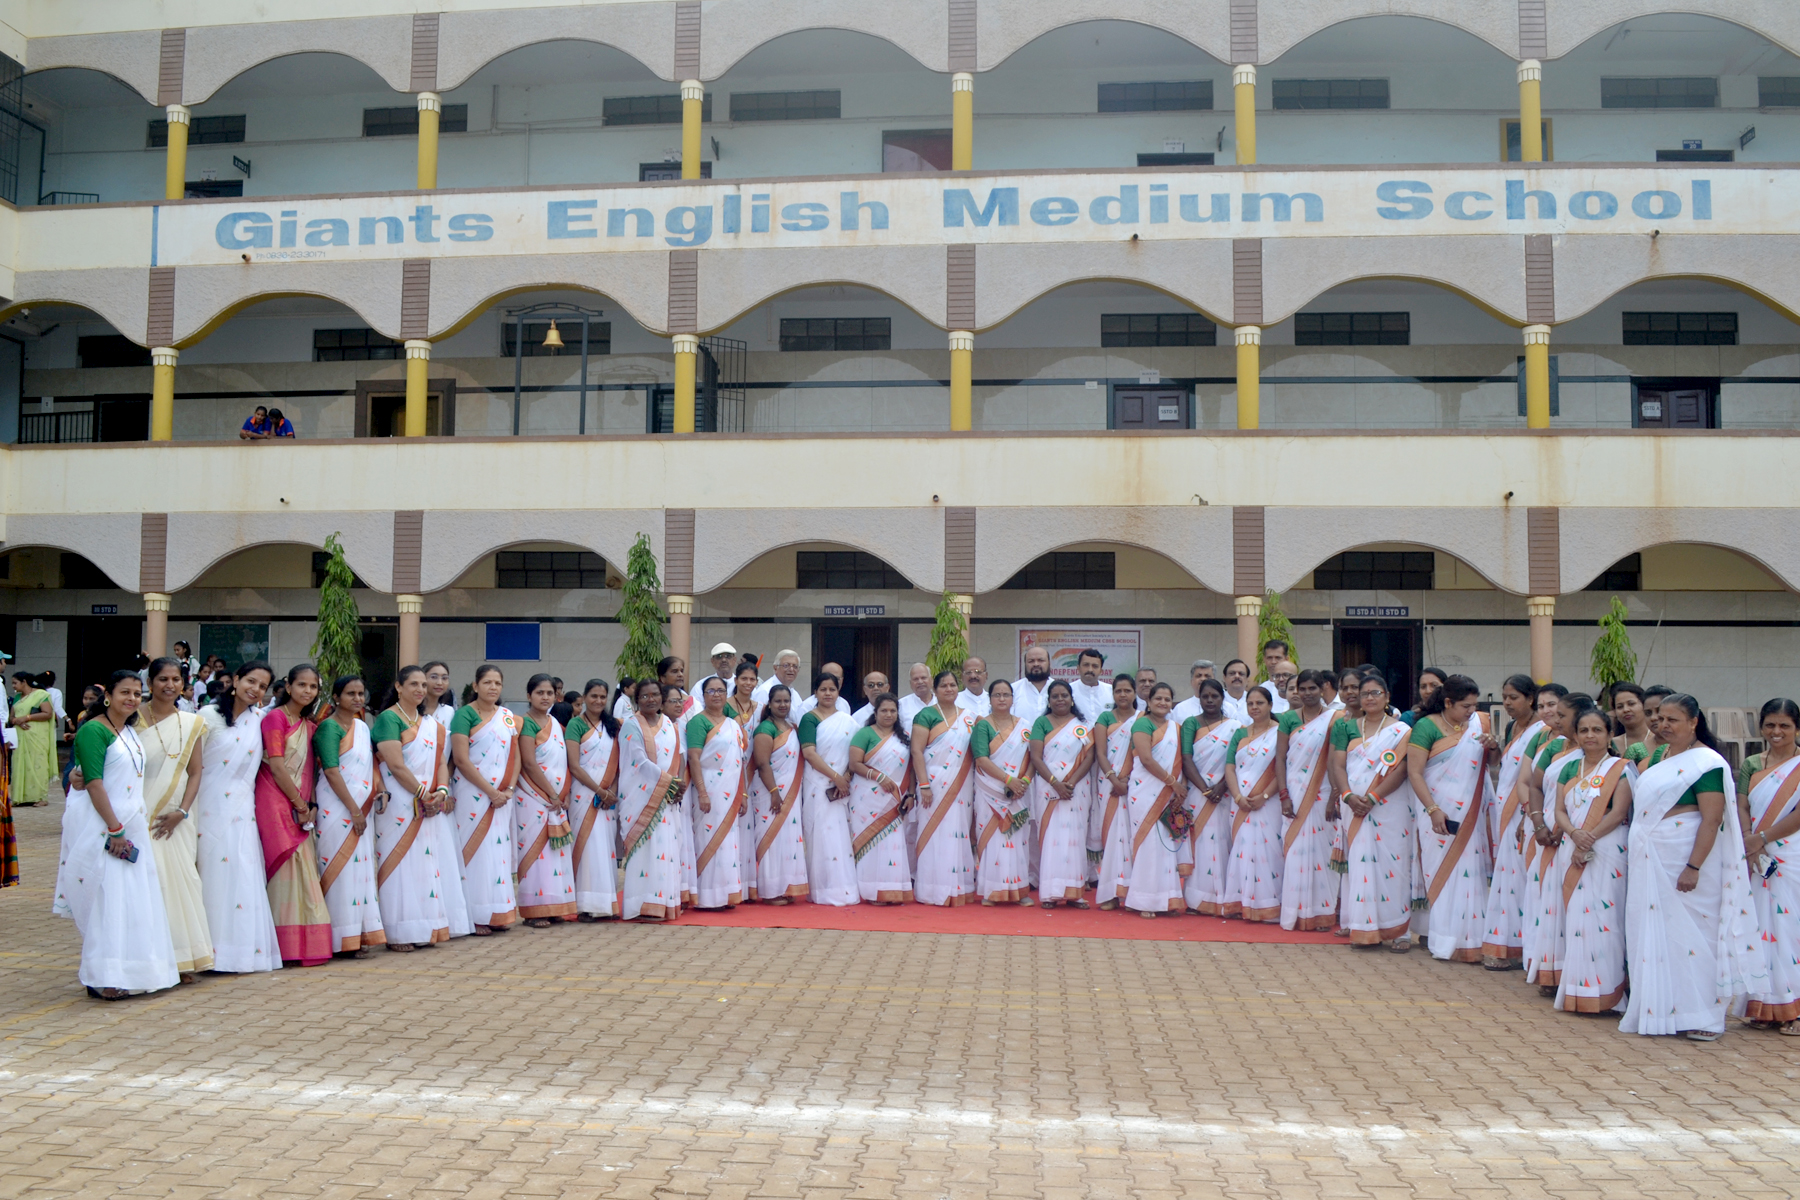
[438,9,676,90]
[183,21,412,105]
[694,509,944,595]
[172,267,406,348]
[420,513,665,595]
[431,254,673,340]
[1552,240,1800,327]
[162,513,396,594]
[701,2,951,79]
[22,33,164,105]
[1259,5,1519,64]
[0,521,140,593]
[975,242,1235,331]
[1546,4,1800,61]
[697,248,949,333]
[6,273,152,349]
[977,8,1230,73]
[973,506,1235,595]
[1264,507,1532,595]
[1262,238,1532,329]
[1561,514,1800,596]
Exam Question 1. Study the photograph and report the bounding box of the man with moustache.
[1009,645,1055,725]
[956,655,991,717]
[1069,648,1112,724]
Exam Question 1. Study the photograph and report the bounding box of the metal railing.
[38,191,99,206]
[19,410,96,443]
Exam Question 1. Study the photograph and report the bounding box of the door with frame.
[1333,620,1423,712]
[810,621,898,711]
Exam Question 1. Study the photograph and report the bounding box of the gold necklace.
[1361,713,1389,740]
[146,709,183,759]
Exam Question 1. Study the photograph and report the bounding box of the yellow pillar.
[143,592,171,658]
[681,80,704,179]
[1234,326,1260,430]
[949,330,973,431]
[1235,595,1262,668]
[404,340,430,437]
[1528,596,1555,684]
[1523,324,1551,429]
[1233,65,1256,165]
[1516,60,1543,162]
[951,72,973,170]
[667,595,693,676]
[150,347,177,441]
[672,334,698,432]
[397,594,423,668]
[416,92,441,189]
[163,104,190,200]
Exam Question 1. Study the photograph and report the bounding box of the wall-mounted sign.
[1018,628,1142,680]
[1345,606,1410,618]
[90,604,118,614]
[824,605,885,617]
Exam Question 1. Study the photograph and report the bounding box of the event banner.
[1019,629,1142,683]
[149,168,1779,267]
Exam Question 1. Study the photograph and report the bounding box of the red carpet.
[666,893,1340,943]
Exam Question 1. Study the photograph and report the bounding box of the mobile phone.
[121,841,139,863]
[1443,818,1461,835]
[1760,854,1780,880]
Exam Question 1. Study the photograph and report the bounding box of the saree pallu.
[731,707,761,900]
[1746,756,1800,1023]
[373,717,451,946]
[1281,711,1339,931]
[1092,717,1136,907]
[847,731,913,903]
[257,708,332,966]
[10,690,53,806]
[1548,758,1629,1011]
[139,711,214,971]
[1536,757,1622,987]
[193,707,281,972]
[1619,747,1765,1036]
[1482,719,1546,962]
[1032,717,1092,903]
[974,720,1033,903]
[803,710,861,907]
[569,722,620,918]
[1223,725,1282,921]
[1417,716,1495,962]
[513,715,576,921]
[914,708,977,907]
[1184,719,1240,915]
[690,718,747,909]
[315,718,384,952]
[750,727,808,901]
[1523,749,1582,984]
[618,714,683,920]
[1123,721,1186,914]
[1337,721,1416,944]
[451,707,521,928]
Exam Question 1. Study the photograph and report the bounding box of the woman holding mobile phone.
[54,670,179,999]
[1543,706,1631,1013]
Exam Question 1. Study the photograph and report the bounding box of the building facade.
[2,0,1799,709]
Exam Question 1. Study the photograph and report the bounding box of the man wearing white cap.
[692,641,739,702]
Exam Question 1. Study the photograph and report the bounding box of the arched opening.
[16,67,157,206]
[1578,543,1785,593]
[1,545,137,702]
[8,302,154,444]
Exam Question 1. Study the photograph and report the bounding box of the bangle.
[1685,861,1702,871]
[178,808,190,820]
[105,823,124,836]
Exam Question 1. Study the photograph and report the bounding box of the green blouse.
[1534,736,1569,771]
[686,713,716,747]
[797,711,822,746]
[1409,715,1447,752]
[754,720,782,740]
[849,725,886,753]
[1329,717,1362,751]
[1672,767,1725,809]
[314,716,348,769]
[370,708,411,745]
[71,718,116,782]
[912,706,945,731]
[449,704,483,737]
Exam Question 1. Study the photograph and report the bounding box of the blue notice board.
[485,622,541,661]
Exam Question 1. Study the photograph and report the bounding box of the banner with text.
[1019,628,1142,683]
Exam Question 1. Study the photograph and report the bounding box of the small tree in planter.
[926,591,971,680]
[311,532,362,684]
[615,532,668,683]
[1255,589,1298,682]
[1590,595,1638,706]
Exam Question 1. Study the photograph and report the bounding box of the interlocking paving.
[3,798,1798,1200]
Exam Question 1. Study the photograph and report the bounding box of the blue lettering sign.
[1148,184,1168,224]
[304,218,349,246]
[1375,181,1432,220]
[839,192,889,231]
[1505,180,1555,220]
[1569,190,1617,220]
[942,187,1019,227]
[278,210,296,248]
[1244,190,1324,222]
[1631,190,1681,219]
[359,216,404,245]
[664,205,712,246]
[1179,194,1230,223]
[1028,197,1078,226]
[1090,185,1140,224]
[215,211,272,249]
[607,208,653,237]
[1445,190,1492,220]
[446,213,492,241]
[781,202,830,231]
[547,199,597,239]
[1692,179,1711,219]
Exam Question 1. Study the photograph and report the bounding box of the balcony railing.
[19,410,96,444]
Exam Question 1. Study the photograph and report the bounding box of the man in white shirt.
[1266,659,1297,715]
[1261,638,1291,683]
[898,662,933,725]
[797,662,851,717]
[1068,648,1113,725]
[954,655,991,717]
[1219,658,1254,724]
[1135,668,1157,709]
[691,641,739,701]
[1170,659,1217,724]
[850,669,891,724]
[1009,645,1055,726]
[42,670,66,728]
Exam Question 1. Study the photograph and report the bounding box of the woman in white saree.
[371,665,452,951]
[1329,672,1417,951]
[1278,671,1338,932]
[617,680,685,921]
[313,675,385,954]
[1545,706,1632,1013]
[1480,675,1547,969]
[1027,681,1094,908]
[1181,677,1239,916]
[1741,698,1800,1032]
[686,676,748,909]
[194,664,282,973]
[1404,674,1496,963]
[1620,695,1765,1041]
[566,679,621,920]
[1123,682,1188,916]
[449,665,521,933]
[1090,675,1140,910]
[1222,684,1283,922]
[513,674,576,926]
[1523,690,1587,989]
[972,680,1034,905]
[799,673,860,907]
[846,693,914,903]
[909,669,977,907]
[421,659,471,939]
[750,684,808,903]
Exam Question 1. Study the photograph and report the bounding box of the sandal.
[472,925,494,937]
[1389,937,1411,953]
[388,943,415,953]
[1780,1020,1800,1036]
[1686,1029,1723,1042]
[527,918,552,928]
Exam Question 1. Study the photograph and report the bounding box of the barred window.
[1295,312,1410,346]
[1002,552,1116,590]
[314,328,403,362]
[604,93,712,126]
[502,322,612,357]
[1098,81,1212,112]
[1601,77,1717,108]
[147,114,245,147]
[1759,77,1800,107]
[1271,79,1389,110]
[730,90,840,122]
[779,318,891,352]
[1621,312,1737,346]
[1101,313,1216,347]
[796,551,909,589]
[496,551,608,589]
[1313,551,1434,590]
[362,105,468,137]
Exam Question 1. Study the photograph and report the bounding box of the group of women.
[50,652,1797,1043]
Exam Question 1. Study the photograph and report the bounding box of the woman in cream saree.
[139,657,212,977]
[972,680,1034,905]
[1222,684,1283,922]
[566,680,621,920]
[908,670,977,907]
[1741,698,1800,1031]
[687,677,747,909]
[371,665,452,950]
[618,680,684,921]
[513,674,576,925]
[1181,678,1239,916]
[1278,672,1338,932]
[1123,683,1188,916]
[1090,675,1140,910]
[1545,707,1631,1013]
[1330,672,1417,950]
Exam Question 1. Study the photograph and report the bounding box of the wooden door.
[1112,387,1189,430]
[1636,387,1713,428]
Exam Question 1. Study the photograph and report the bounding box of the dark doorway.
[184,179,244,198]
[1111,386,1191,430]
[1334,621,1422,711]
[357,378,455,437]
[882,129,952,172]
[1655,149,1732,162]
[1137,152,1214,166]
[359,622,398,704]
[93,394,150,442]
[811,622,896,710]
[66,616,144,696]
[1634,380,1718,428]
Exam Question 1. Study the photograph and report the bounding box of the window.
[883,129,952,172]
[1655,148,1732,162]
[310,552,368,589]
[502,321,611,357]
[640,161,711,180]
[1586,554,1642,592]
[1098,81,1212,112]
[1137,152,1214,166]
[314,328,403,362]
[1501,118,1553,161]
[1272,79,1388,110]
[1312,551,1434,591]
[1100,313,1216,347]
[362,104,468,137]
[147,114,245,147]
[495,551,608,589]
[796,551,909,589]
[183,180,242,198]
[1601,77,1717,108]
[1002,552,1116,591]
[779,318,891,352]
[1759,77,1800,107]
[1295,312,1410,346]
[1622,312,1737,346]
[604,94,711,126]
[730,90,840,122]
[77,335,151,369]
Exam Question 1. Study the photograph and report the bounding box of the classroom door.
[66,616,146,696]
[1334,622,1422,711]
[811,622,896,710]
